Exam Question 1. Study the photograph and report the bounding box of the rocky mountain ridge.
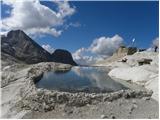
[1,30,77,66]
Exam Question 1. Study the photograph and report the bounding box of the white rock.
[101,114,108,119]
[108,66,156,84]
[145,75,159,101]
[108,51,159,101]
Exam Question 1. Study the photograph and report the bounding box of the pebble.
[111,115,116,119]
[44,105,50,110]
[129,104,138,114]
[101,114,108,119]
[132,99,137,104]
[33,107,38,111]
[107,101,112,104]
[118,102,122,106]
[64,108,73,114]
[142,97,151,101]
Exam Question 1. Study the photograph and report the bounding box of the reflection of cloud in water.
[38,69,92,91]
[37,66,127,92]
[72,67,126,91]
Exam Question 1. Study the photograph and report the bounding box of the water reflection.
[72,67,127,91]
[36,67,128,93]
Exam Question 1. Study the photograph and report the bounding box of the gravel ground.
[23,97,158,119]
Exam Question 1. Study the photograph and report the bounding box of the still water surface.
[36,67,128,93]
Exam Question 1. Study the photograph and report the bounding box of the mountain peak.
[7,29,25,36]
[7,30,29,41]
[1,30,77,65]
[52,49,77,66]
[1,30,53,64]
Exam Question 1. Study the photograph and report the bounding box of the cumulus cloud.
[26,27,62,37]
[72,48,86,60]
[73,50,102,65]
[89,34,123,56]
[1,0,75,37]
[72,48,99,65]
[42,44,55,53]
[73,34,124,65]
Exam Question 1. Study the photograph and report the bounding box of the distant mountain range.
[1,30,77,66]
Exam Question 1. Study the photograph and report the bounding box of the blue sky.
[38,1,159,52]
[1,1,159,64]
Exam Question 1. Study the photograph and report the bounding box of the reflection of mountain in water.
[54,69,71,74]
[36,67,128,93]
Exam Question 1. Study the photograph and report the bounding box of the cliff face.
[1,30,77,66]
[52,49,77,66]
[1,30,53,64]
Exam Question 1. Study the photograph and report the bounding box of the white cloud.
[152,37,159,47]
[73,35,123,65]
[73,49,104,65]
[72,47,86,60]
[72,48,98,65]
[64,22,81,29]
[73,53,100,65]
[55,1,75,18]
[69,22,81,27]
[42,44,55,53]
[26,27,62,37]
[89,34,123,56]
[2,0,15,6]
[147,37,159,52]
[1,0,75,37]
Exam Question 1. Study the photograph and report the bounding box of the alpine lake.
[36,66,129,93]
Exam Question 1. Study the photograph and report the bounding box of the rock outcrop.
[95,46,138,66]
[115,46,137,56]
[1,30,77,65]
[52,49,77,66]
[127,47,137,55]
[1,30,53,64]
[108,51,159,101]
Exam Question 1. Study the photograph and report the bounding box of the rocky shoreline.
[20,63,153,111]
[1,61,159,118]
